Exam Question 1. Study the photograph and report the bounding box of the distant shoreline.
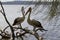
[1,1,59,5]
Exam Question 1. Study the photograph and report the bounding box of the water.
[0,5,60,40]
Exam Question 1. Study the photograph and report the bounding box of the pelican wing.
[31,19,43,28]
[13,17,23,25]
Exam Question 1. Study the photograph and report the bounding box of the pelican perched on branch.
[13,7,25,28]
[3,7,25,31]
[25,7,47,32]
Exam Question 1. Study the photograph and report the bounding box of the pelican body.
[25,7,47,32]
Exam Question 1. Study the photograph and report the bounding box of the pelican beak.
[25,8,29,16]
[25,11,28,16]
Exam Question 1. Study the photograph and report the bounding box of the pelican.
[25,7,47,32]
[13,7,25,28]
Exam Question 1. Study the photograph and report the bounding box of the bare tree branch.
[0,1,15,40]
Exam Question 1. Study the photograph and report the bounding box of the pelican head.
[21,7,24,13]
[25,7,32,16]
